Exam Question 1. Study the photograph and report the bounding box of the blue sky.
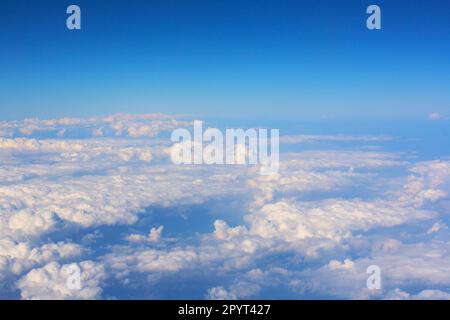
[1,0,449,120]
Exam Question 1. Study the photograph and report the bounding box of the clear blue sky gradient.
[0,0,449,120]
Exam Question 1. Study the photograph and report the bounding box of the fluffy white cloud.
[104,246,200,282]
[125,226,164,243]
[290,239,450,299]
[386,288,450,300]
[246,199,434,242]
[17,261,106,300]
[206,281,261,300]
[0,162,251,241]
[209,197,435,263]
[328,259,355,270]
[399,160,450,206]
[206,286,238,300]
[0,240,84,275]
[0,113,189,139]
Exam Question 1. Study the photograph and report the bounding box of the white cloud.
[148,226,164,242]
[0,162,251,241]
[427,222,447,234]
[399,160,450,206]
[280,134,394,144]
[17,261,106,300]
[0,240,84,277]
[1,113,450,299]
[206,286,237,300]
[105,247,199,279]
[428,112,444,121]
[211,198,435,259]
[0,113,189,139]
[125,226,164,243]
[294,239,450,299]
[328,259,355,270]
[386,288,450,300]
[206,281,260,300]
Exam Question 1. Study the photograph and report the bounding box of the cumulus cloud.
[399,160,450,206]
[105,247,199,279]
[328,259,355,270]
[206,281,260,300]
[206,286,238,300]
[0,240,84,275]
[0,161,251,241]
[17,261,106,300]
[210,197,435,261]
[125,226,164,243]
[291,240,450,299]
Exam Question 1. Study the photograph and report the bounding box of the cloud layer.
[1,113,449,299]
